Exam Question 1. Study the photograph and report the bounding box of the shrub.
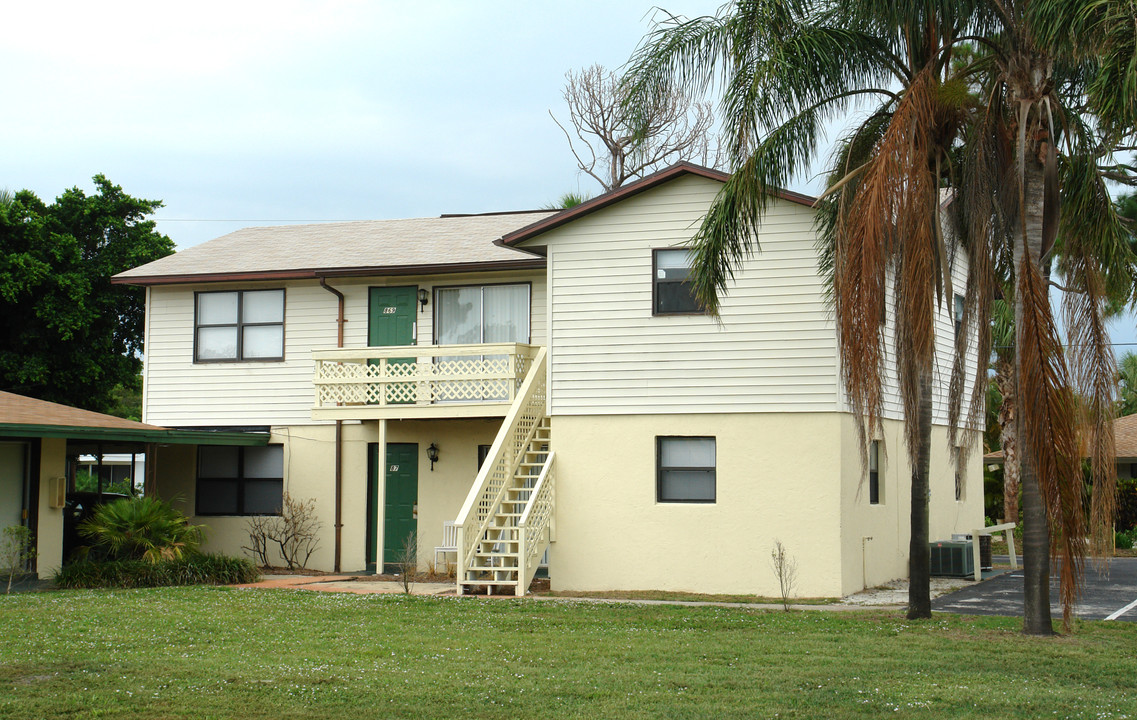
[243,493,321,569]
[78,496,204,563]
[1,525,36,594]
[54,553,259,589]
[1116,531,1135,551]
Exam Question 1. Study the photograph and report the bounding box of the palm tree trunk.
[907,366,933,619]
[1014,155,1055,636]
[996,367,1020,524]
[1020,452,1053,635]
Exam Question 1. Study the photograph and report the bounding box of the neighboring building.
[0,391,262,577]
[113,163,983,597]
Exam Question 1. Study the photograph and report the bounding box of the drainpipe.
[319,277,346,573]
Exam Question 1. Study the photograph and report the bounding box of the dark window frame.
[656,435,716,503]
[652,248,705,316]
[477,444,492,471]
[194,289,286,363]
[869,440,881,505]
[195,445,284,516]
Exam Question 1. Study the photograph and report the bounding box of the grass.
[2,588,1136,719]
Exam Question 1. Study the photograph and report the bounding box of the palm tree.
[1118,352,1137,417]
[949,0,1136,634]
[625,0,1137,632]
[624,0,983,620]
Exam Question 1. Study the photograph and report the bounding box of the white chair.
[434,521,458,566]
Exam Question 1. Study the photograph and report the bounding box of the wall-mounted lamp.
[427,443,439,471]
[418,288,429,311]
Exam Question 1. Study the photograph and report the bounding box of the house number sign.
[383,306,397,314]
[389,464,399,472]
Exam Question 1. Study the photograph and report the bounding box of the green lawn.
[2,588,1135,719]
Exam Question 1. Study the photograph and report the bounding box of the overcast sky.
[4,1,735,249]
[6,0,1136,348]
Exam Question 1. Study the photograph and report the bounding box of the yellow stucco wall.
[158,419,503,572]
[35,438,66,577]
[838,417,986,596]
[548,413,846,598]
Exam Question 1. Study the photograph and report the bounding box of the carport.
[0,391,265,577]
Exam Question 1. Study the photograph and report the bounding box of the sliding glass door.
[435,284,530,400]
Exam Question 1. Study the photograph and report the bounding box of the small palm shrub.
[78,496,204,563]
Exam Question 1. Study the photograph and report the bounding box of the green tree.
[0,176,173,413]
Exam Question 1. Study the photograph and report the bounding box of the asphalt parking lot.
[932,556,1137,621]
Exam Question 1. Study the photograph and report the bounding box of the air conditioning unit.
[930,540,974,577]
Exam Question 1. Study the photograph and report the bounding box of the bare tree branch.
[551,64,721,191]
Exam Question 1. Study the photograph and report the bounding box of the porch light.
[427,443,439,471]
[418,288,429,311]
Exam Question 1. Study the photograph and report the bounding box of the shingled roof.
[113,211,557,286]
[985,413,1137,462]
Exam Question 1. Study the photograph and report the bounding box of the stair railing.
[516,451,555,596]
[454,347,547,582]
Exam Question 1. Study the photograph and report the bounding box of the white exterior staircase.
[453,347,555,595]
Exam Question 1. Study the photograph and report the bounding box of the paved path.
[231,574,455,596]
[933,556,1137,622]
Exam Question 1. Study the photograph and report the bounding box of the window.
[196,445,283,515]
[953,293,965,339]
[435,284,530,345]
[657,436,715,503]
[869,440,881,504]
[477,444,492,471]
[954,446,965,502]
[195,290,285,362]
[653,249,702,315]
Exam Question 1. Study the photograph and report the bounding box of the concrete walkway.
[230,574,910,611]
[231,574,455,596]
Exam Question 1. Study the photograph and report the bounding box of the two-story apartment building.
[114,163,983,598]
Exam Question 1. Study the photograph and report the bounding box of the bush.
[54,554,259,589]
[79,496,204,563]
[1116,532,1134,550]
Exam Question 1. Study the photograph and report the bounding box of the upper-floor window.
[435,283,530,345]
[653,248,702,315]
[195,289,285,362]
[953,293,965,339]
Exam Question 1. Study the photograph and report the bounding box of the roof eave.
[498,161,817,247]
[0,424,270,445]
[112,258,547,287]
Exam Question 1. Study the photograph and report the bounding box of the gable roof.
[498,161,817,248]
[0,391,266,446]
[113,211,557,286]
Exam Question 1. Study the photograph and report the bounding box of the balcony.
[311,343,541,420]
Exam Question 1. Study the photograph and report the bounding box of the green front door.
[369,287,418,404]
[382,443,419,569]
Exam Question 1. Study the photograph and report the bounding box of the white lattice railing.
[312,343,539,410]
[454,347,548,576]
[518,451,555,594]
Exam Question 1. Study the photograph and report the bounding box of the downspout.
[319,277,346,572]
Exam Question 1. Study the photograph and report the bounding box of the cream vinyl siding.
[867,243,978,427]
[143,271,546,427]
[538,173,839,416]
